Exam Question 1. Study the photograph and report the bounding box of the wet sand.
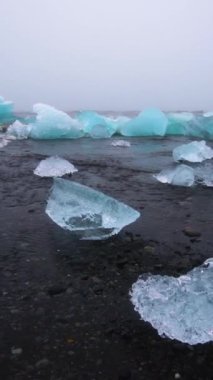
[0,138,213,380]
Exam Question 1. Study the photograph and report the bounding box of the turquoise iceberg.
[29,104,84,139]
[46,178,140,240]
[77,111,117,138]
[120,108,168,137]
[166,112,194,135]
[0,96,15,124]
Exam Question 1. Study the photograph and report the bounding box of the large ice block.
[166,112,194,135]
[77,111,117,138]
[120,108,168,137]
[130,258,213,345]
[46,178,140,239]
[0,96,15,124]
[29,104,84,139]
[173,141,213,163]
[155,164,195,187]
[34,157,78,177]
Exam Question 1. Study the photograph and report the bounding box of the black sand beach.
[1,138,213,380]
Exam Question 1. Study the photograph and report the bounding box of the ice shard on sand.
[130,259,213,345]
[154,164,195,187]
[34,157,78,177]
[46,178,140,239]
[173,140,213,163]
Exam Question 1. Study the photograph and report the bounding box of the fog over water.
[0,0,213,112]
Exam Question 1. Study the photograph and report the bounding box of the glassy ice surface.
[130,258,213,345]
[34,157,78,177]
[173,141,213,163]
[155,164,195,187]
[195,162,213,187]
[77,111,117,138]
[29,104,84,139]
[46,178,140,239]
[120,108,168,137]
[111,140,131,147]
[7,120,31,140]
[0,96,15,124]
[166,112,194,135]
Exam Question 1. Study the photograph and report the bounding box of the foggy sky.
[0,0,213,111]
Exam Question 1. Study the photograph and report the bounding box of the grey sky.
[0,0,213,111]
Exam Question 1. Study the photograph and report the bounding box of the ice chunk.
[111,140,131,147]
[111,116,130,135]
[166,112,194,135]
[195,162,213,187]
[46,178,140,239]
[155,164,195,187]
[173,141,213,163]
[77,111,117,138]
[203,111,213,117]
[34,157,78,177]
[120,108,168,137]
[7,120,31,140]
[0,137,9,148]
[130,258,213,345]
[0,96,14,124]
[29,104,84,139]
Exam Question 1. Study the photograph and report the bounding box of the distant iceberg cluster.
[2,99,213,140]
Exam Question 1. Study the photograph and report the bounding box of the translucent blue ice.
[34,157,78,177]
[155,164,195,187]
[130,258,213,344]
[46,178,140,240]
[29,104,84,139]
[120,108,168,137]
[173,141,213,163]
[7,120,31,140]
[195,162,213,187]
[0,96,15,124]
[77,111,117,138]
[166,112,194,135]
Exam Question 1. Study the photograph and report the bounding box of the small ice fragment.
[7,120,31,140]
[11,347,23,355]
[195,162,213,187]
[111,140,131,147]
[173,141,213,163]
[130,258,213,344]
[155,164,195,187]
[34,157,78,177]
[45,178,140,240]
